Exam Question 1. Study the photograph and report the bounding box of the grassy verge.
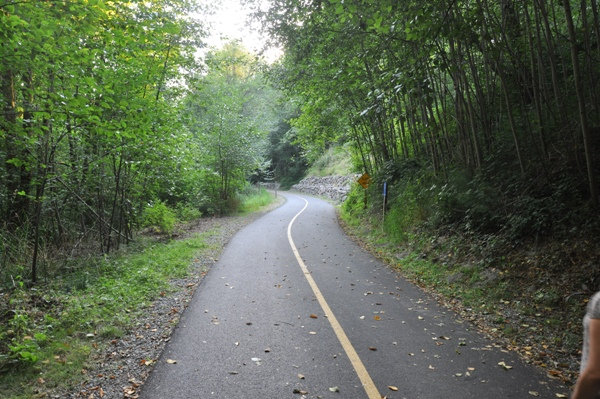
[0,233,211,398]
[237,187,276,215]
[0,191,276,398]
[339,201,582,387]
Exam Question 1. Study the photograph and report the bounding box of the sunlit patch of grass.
[238,188,275,214]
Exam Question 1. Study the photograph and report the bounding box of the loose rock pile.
[291,174,359,202]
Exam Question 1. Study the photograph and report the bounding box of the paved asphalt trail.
[141,193,568,398]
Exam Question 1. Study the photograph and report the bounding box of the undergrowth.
[307,145,354,177]
[237,187,276,215]
[340,159,600,386]
[0,188,276,397]
[0,233,210,398]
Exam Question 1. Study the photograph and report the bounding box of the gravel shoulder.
[63,196,285,399]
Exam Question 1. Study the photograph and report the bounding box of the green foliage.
[307,145,354,177]
[0,0,211,284]
[349,158,600,247]
[237,187,275,214]
[142,201,176,235]
[8,339,40,364]
[0,232,210,394]
[184,42,283,214]
[340,184,367,225]
[264,102,309,189]
[175,204,203,222]
[260,0,600,239]
[1,229,31,290]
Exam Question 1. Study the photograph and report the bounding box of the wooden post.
[382,182,387,228]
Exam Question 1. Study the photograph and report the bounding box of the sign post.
[357,173,371,209]
[357,173,370,189]
[382,182,388,226]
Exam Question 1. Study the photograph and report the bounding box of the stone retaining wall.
[291,175,359,202]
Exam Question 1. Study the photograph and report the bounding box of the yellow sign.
[357,173,371,189]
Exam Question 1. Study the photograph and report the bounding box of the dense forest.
[0,1,294,287]
[1,0,600,392]
[258,0,600,226]
[5,0,597,287]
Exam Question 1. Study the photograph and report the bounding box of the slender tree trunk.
[525,4,549,162]
[500,70,526,176]
[563,0,598,205]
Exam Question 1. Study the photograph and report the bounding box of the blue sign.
[383,182,387,197]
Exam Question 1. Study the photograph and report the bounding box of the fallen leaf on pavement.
[329,386,340,392]
[388,386,398,391]
[310,314,318,319]
[529,391,539,397]
[140,359,154,366]
[293,389,308,394]
[369,347,377,351]
[374,315,381,321]
[166,359,177,364]
[498,361,513,370]
[298,374,305,379]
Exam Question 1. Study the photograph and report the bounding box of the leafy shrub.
[8,339,40,364]
[279,175,300,190]
[220,196,241,215]
[175,204,202,221]
[383,190,426,242]
[341,184,367,225]
[142,201,176,234]
[377,159,422,183]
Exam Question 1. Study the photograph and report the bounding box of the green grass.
[0,233,210,398]
[0,190,280,397]
[237,188,275,215]
[307,145,354,177]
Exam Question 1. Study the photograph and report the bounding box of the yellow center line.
[286,197,382,399]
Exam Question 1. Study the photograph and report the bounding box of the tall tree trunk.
[500,71,526,176]
[525,4,549,162]
[562,0,598,205]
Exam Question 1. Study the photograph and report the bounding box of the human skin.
[573,319,600,399]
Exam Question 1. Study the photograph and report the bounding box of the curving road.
[140,193,568,399]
